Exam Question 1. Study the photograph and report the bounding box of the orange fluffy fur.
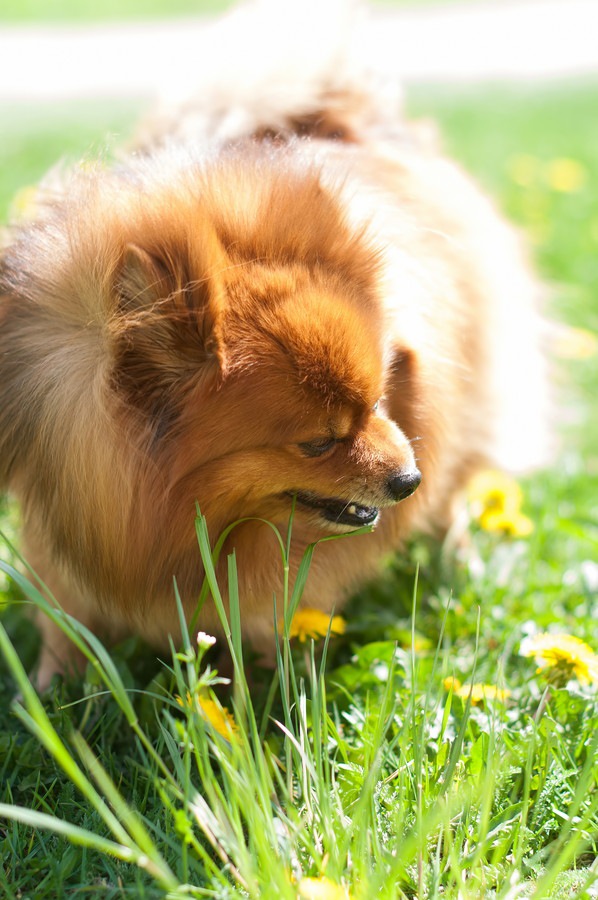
[0,2,546,686]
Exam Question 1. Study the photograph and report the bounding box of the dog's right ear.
[117,244,171,312]
[111,235,230,416]
[116,236,229,366]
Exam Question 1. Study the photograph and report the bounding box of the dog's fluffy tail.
[134,0,401,150]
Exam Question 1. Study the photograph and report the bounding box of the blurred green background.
[1,0,230,22]
[1,0,481,23]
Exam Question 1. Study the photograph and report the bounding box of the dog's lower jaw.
[316,514,381,536]
[287,490,381,530]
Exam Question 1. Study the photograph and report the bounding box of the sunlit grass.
[2,506,598,898]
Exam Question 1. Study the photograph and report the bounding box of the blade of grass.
[0,621,179,892]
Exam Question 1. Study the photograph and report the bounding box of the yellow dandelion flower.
[521,633,598,685]
[468,470,533,537]
[10,184,39,219]
[443,676,510,704]
[464,684,510,704]
[196,695,239,739]
[175,690,238,739]
[479,509,534,538]
[551,325,598,360]
[285,608,346,642]
[298,876,351,900]
[77,159,104,174]
[468,470,522,514]
[411,635,433,652]
[544,158,587,193]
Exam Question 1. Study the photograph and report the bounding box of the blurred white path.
[0,0,597,101]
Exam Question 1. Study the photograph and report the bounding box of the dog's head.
[107,153,421,533]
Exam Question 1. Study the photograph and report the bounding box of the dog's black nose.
[387,468,422,502]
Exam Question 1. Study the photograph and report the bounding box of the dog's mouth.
[289,491,380,529]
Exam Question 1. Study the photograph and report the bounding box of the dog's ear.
[117,244,171,312]
[111,236,229,419]
[385,347,420,443]
[117,239,228,363]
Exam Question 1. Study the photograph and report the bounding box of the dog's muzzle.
[289,468,421,529]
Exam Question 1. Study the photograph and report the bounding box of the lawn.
[1,79,598,899]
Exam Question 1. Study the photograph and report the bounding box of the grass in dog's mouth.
[289,490,380,527]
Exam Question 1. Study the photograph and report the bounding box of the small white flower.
[196,631,217,650]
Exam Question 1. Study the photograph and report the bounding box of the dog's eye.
[299,438,336,458]
[372,400,380,413]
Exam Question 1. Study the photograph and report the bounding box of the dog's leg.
[21,530,123,690]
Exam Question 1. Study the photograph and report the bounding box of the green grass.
[1,79,598,898]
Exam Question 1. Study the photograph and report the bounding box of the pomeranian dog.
[0,1,546,686]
